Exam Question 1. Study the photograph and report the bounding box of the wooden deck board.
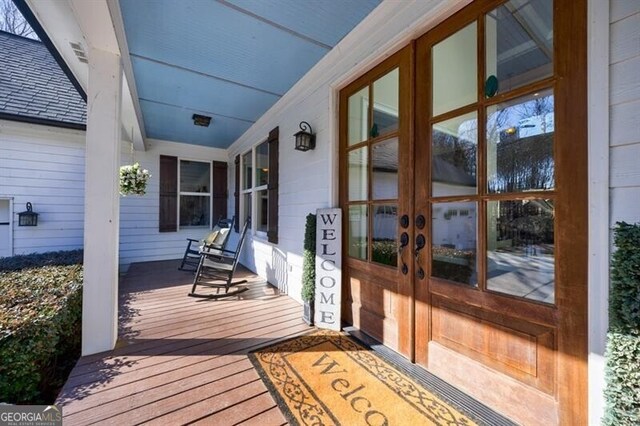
[57,260,307,426]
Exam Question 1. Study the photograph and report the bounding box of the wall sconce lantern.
[18,202,38,226]
[294,121,315,152]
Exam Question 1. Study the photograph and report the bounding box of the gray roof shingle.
[0,31,86,126]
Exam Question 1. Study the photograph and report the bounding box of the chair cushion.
[213,227,230,245]
[203,230,220,245]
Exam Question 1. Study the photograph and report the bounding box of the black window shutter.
[267,126,279,244]
[159,155,177,232]
[234,154,240,232]
[211,161,228,224]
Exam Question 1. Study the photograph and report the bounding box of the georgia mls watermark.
[0,405,62,426]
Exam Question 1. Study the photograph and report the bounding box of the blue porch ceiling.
[119,0,381,149]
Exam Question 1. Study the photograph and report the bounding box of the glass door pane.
[486,199,555,303]
[432,112,478,197]
[372,68,399,137]
[486,89,555,194]
[432,22,477,117]
[348,87,370,146]
[485,0,553,95]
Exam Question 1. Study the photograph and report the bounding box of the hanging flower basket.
[119,163,150,196]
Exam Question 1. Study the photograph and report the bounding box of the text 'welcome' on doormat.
[248,330,477,426]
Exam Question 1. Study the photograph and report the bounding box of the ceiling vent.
[192,114,212,127]
[69,42,88,64]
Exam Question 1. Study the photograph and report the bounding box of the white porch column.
[82,48,122,355]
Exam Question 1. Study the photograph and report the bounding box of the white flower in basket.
[119,162,150,196]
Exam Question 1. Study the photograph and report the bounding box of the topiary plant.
[301,213,317,303]
[603,222,640,425]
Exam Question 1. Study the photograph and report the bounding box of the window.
[179,160,211,228]
[234,127,279,242]
[159,156,227,232]
[241,141,269,234]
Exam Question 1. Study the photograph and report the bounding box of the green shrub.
[603,222,640,425]
[0,250,83,404]
[301,214,316,302]
[0,249,83,272]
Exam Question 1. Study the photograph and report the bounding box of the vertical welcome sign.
[315,208,342,330]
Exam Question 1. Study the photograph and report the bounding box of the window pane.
[432,112,477,197]
[180,160,210,193]
[487,199,555,303]
[256,189,268,232]
[432,201,477,286]
[372,68,399,137]
[348,87,369,146]
[487,89,554,193]
[372,204,397,267]
[348,205,368,260]
[242,151,252,190]
[243,193,252,226]
[486,0,553,95]
[256,141,269,187]
[372,138,398,200]
[432,22,477,117]
[348,147,368,201]
[180,195,210,227]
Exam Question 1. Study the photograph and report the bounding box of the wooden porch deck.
[56,260,309,425]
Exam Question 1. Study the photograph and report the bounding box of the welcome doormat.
[249,330,477,426]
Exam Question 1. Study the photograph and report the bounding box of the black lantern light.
[18,202,38,226]
[294,121,315,152]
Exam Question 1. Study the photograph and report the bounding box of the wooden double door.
[338,1,587,424]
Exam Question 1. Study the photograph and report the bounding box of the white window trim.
[177,158,213,231]
[240,140,269,237]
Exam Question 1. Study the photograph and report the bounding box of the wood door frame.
[413,0,588,424]
[338,0,587,423]
[339,44,415,358]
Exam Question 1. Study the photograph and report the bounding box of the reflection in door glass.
[432,112,477,197]
[348,87,370,146]
[432,22,477,117]
[348,147,368,201]
[348,205,368,260]
[372,138,398,200]
[487,89,554,193]
[431,201,477,286]
[486,0,553,95]
[372,204,397,267]
[372,68,399,137]
[487,199,555,303]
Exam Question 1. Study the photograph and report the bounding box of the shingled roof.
[0,30,86,128]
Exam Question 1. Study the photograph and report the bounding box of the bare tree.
[0,0,38,40]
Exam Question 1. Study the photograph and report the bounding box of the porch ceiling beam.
[107,0,146,151]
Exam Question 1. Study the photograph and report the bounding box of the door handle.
[415,234,426,259]
[398,232,409,275]
[415,234,426,279]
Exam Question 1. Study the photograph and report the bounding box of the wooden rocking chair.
[179,216,234,271]
[188,217,251,299]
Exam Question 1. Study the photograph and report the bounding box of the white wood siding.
[118,138,227,267]
[610,1,640,225]
[0,120,227,266]
[0,120,85,255]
